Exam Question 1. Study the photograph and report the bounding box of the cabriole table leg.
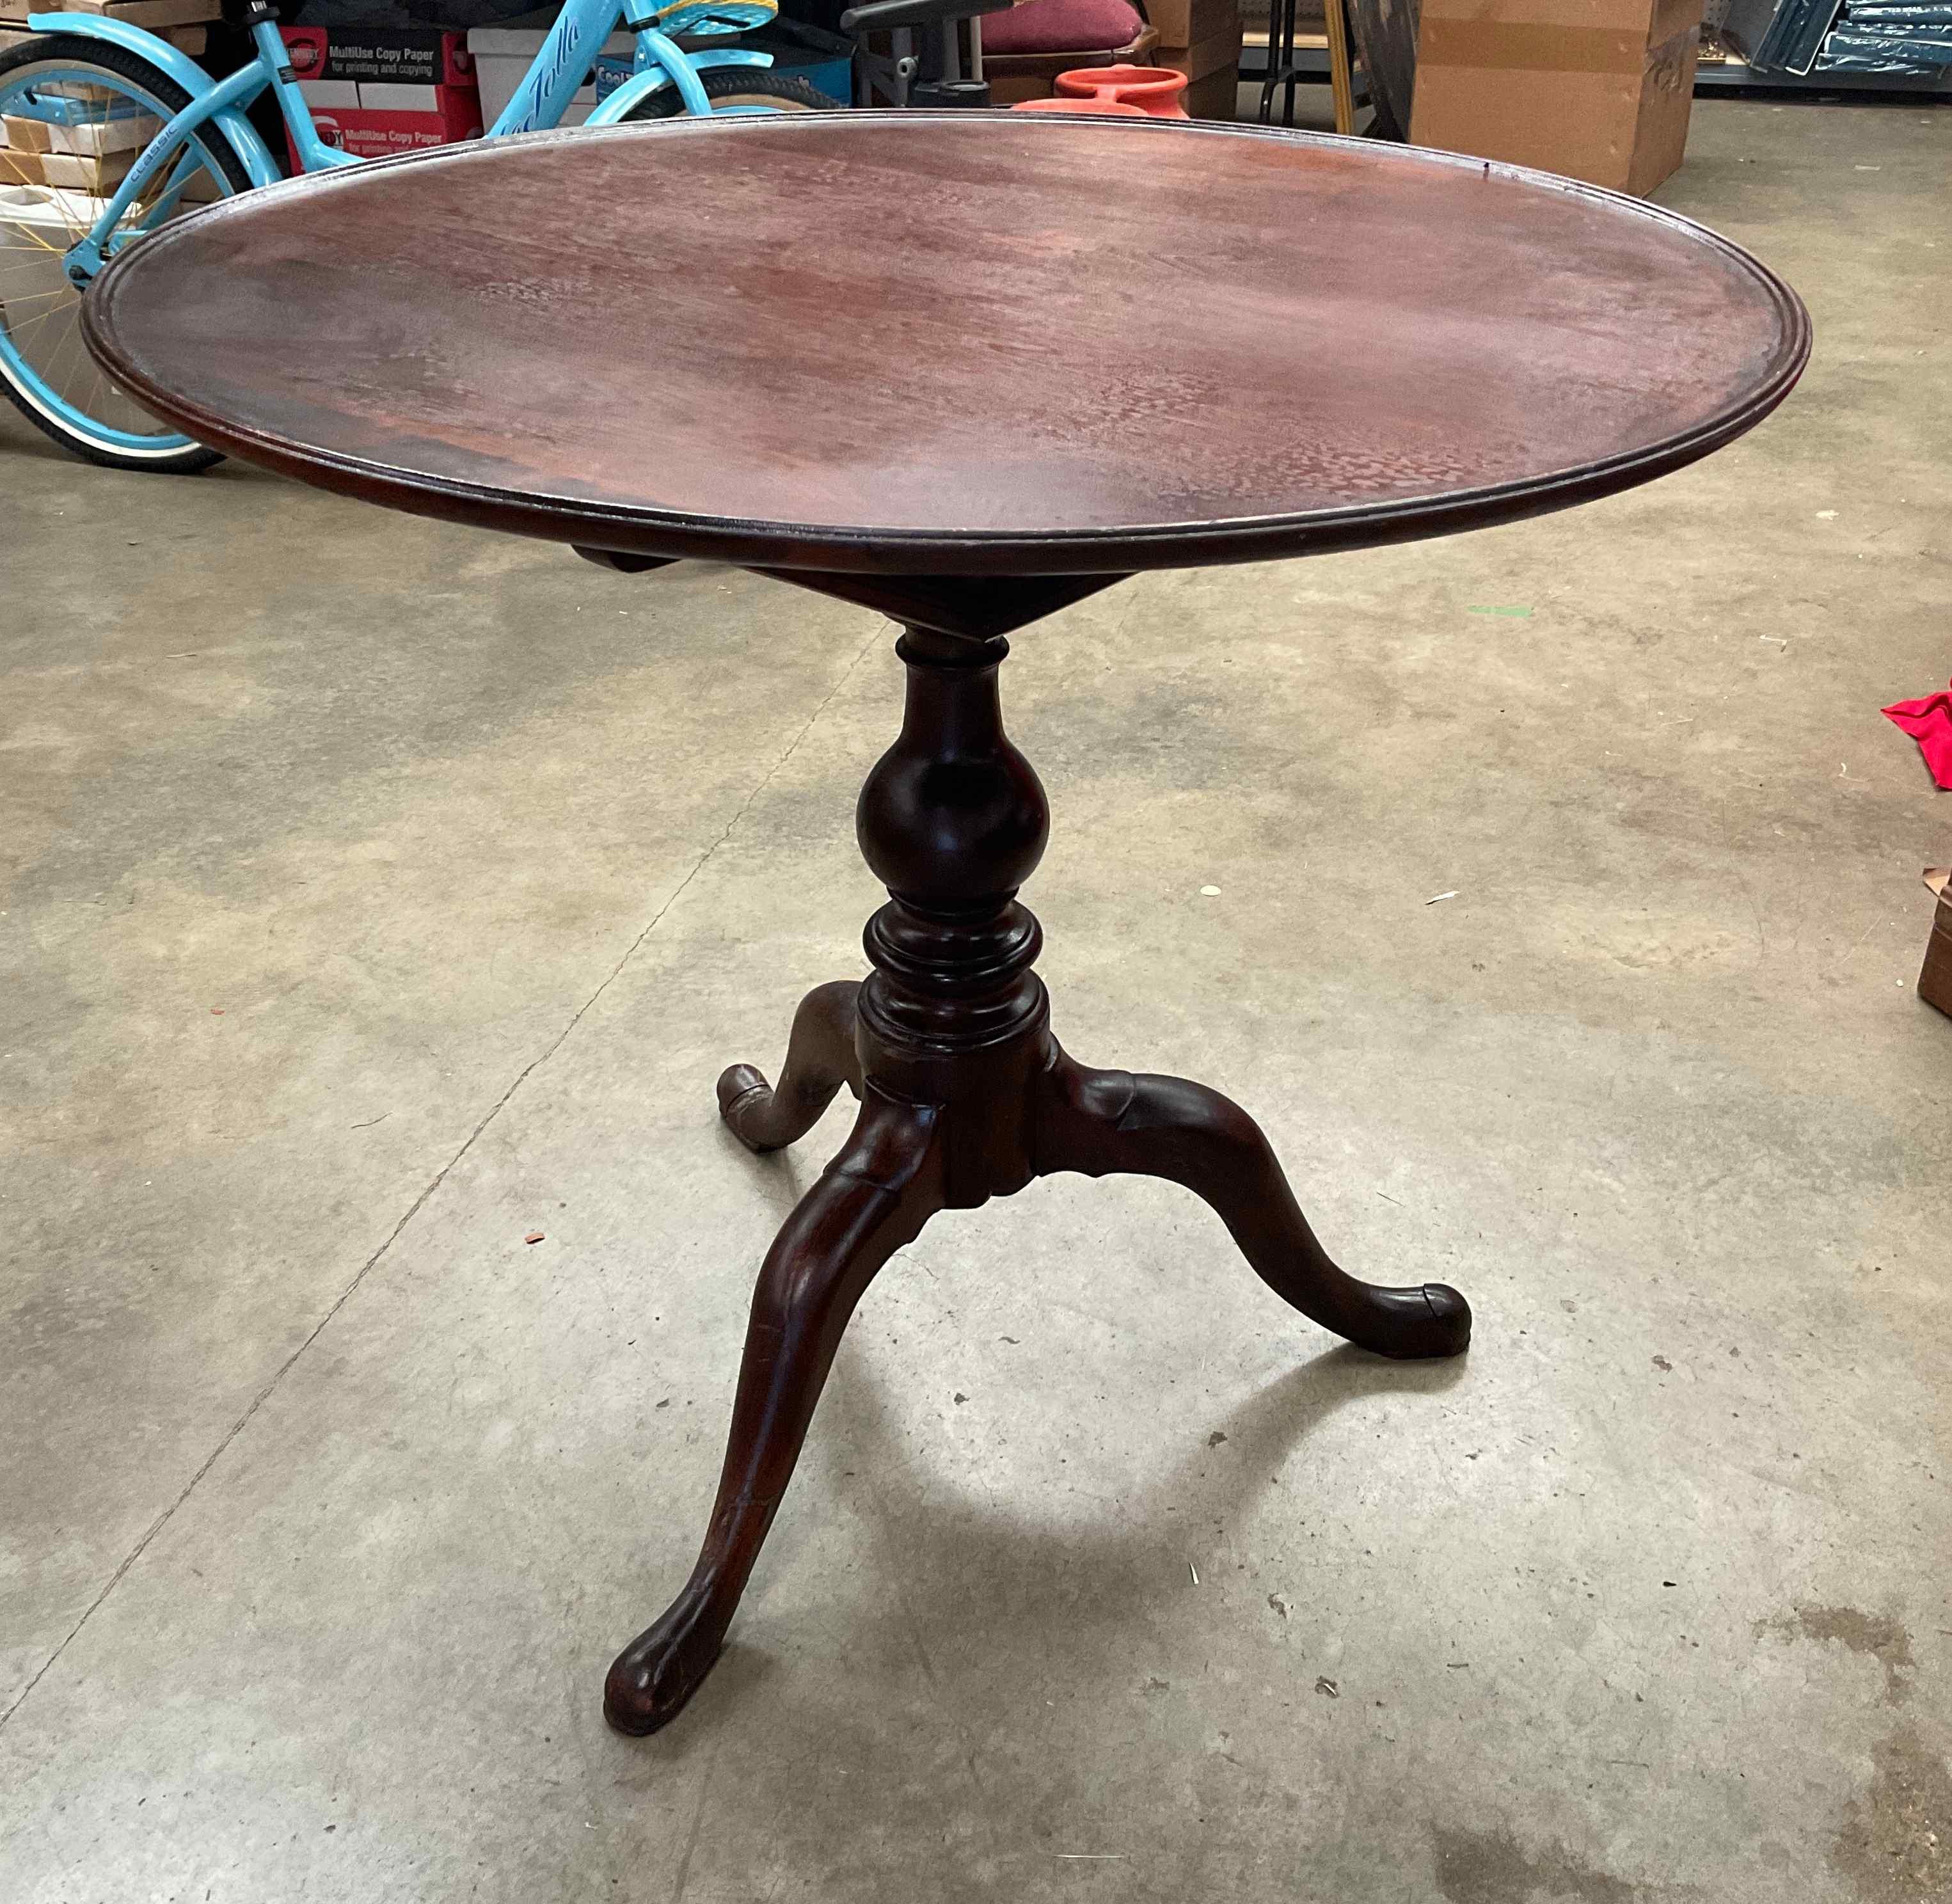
[717,978,864,1154]
[1032,1055,1470,1359]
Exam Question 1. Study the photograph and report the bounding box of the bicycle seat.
[635,0,776,34]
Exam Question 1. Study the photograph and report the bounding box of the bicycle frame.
[15,1,777,269]
[494,0,777,132]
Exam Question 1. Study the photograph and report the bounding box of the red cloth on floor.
[1884,679,1952,789]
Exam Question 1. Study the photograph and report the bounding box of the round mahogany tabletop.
[84,114,1809,576]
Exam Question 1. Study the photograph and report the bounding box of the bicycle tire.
[619,68,837,118]
[0,35,253,472]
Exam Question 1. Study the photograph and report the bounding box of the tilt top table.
[84,112,1809,1737]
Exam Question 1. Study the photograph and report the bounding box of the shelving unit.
[1237,28,1952,95]
[1692,36,1952,88]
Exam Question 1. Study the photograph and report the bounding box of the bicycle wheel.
[0,36,253,472]
[621,68,837,118]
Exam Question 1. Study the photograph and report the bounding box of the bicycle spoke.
[5,303,71,338]
[1,221,67,258]
[56,313,86,402]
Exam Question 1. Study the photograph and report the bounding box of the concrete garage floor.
[3,96,1949,1903]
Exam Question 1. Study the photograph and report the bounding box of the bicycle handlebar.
[839,0,1014,34]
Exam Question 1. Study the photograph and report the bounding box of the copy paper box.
[1410,0,1705,198]
[358,81,440,109]
[282,27,481,170]
[280,25,473,87]
[291,86,481,166]
[298,79,361,109]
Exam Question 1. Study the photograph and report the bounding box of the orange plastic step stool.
[1010,94,1150,112]
[1056,63,1189,116]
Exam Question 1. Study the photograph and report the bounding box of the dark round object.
[82,113,1809,574]
[909,77,990,106]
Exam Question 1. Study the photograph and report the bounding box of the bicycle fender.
[685,47,775,70]
[585,69,671,124]
[23,12,282,186]
[584,47,777,123]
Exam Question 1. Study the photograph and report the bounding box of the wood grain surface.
[83,113,1809,575]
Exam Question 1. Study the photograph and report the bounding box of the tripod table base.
[603,615,1470,1738]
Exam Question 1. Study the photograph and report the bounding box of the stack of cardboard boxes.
[0,14,484,191]
[1,0,218,197]
[1148,0,1242,116]
[3,102,170,193]
[0,0,213,60]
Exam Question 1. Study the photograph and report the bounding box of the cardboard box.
[50,107,163,155]
[4,133,226,193]
[1178,61,1239,114]
[297,80,362,111]
[1,20,204,52]
[39,142,138,189]
[280,25,474,88]
[282,25,481,168]
[473,20,853,124]
[1156,24,1244,80]
[3,111,52,153]
[469,22,624,125]
[984,66,1059,104]
[1142,0,1237,53]
[1920,868,1952,1018]
[0,0,218,28]
[1410,0,1705,198]
[293,86,481,165]
[358,81,447,110]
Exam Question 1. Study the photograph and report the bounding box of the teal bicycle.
[0,0,832,470]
